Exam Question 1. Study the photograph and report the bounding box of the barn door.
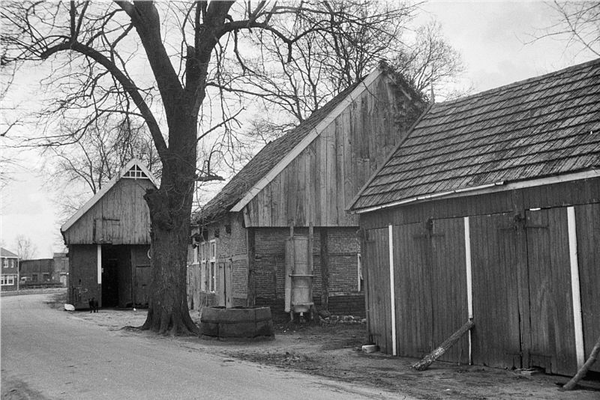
[525,208,577,375]
[217,261,233,308]
[395,219,468,364]
[470,213,524,369]
[470,208,580,375]
[575,203,600,373]
[362,228,391,353]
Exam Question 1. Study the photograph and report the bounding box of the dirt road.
[3,292,599,399]
[0,294,411,400]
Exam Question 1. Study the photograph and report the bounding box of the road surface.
[1,294,413,400]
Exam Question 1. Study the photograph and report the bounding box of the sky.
[1,0,598,259]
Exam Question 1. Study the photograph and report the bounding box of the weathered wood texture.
[363,228,391,353]
[245,75,418,228]
[470,213,524,369]
[362,202,600,374]
[63,178,154,245]
[526,208,576,375]
[575,203,600,373]
[360,179,600,231]
[393,218,469,363]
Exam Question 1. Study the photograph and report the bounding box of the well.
[200,306,274,339]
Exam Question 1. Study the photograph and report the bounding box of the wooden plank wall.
[64,178,154,245]
[245,74,422,228]
[470,213,524,369]
[575,203,600,373]
[526,208,576,375]
[363,198,599,375]
[363,228,391,353]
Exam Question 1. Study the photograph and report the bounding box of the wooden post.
[563,335,600,390]
[320,228,329,311]
[412,320,475,371]
[247,229,256,307]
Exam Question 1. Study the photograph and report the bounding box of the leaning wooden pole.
[412,320,475,371]
[563,335,600,390]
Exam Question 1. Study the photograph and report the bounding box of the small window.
[208,239,217,293]
[2,259,8,269]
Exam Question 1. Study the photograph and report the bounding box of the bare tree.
[2,1,422,335]
[537,1,600,57]
[393,21,465,101]
[46,115,160,195]
[15,235,37,261]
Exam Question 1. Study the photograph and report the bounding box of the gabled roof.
[61,159,158,232]
[350,58,600,213]
[197,67,400,223]
[1,248,18,258]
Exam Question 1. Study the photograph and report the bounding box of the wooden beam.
[412,320,475,371]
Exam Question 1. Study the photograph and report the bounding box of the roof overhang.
[351,168,600,214]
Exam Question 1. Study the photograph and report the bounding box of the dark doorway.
[101,245,131,308]
[102,258,119,307]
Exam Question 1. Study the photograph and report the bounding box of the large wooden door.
[470,208,580,375]
[575,203,600,373]
[470,213,524,369]
[394,219,468,363]
[363,228,391,353]
[526,208,576,375]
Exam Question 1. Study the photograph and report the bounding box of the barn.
[61,159,157,309]
[189,64,426,319]
[348,59,600,376]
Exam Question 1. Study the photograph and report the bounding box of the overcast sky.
[1,0,597,258]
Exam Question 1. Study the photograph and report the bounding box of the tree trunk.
[140,115,199,335]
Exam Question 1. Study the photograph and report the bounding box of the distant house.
[61,160,157,309]
[190,64,426,319]
[19,253,69,286]
[1,248,19,290]
[349,59,600,376]
[20,259,54,283]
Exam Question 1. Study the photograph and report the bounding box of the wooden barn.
[190,64,426,319]
[348,59,600,376]
[61,160,157,309]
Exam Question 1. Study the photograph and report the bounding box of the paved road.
[1,295,413,400]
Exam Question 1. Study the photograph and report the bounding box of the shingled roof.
[350,58,600,213]
[196,78,367,224]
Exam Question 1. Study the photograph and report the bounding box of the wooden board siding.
[363,228,391,353]
[470,213,523,369]
[360,178,600,231]
[393,219,468,362]
[244,74,420,228]
[63,178,154,245]
[526,208,577,375]
[394,222,431,358]
[575,203,600,373]
[427,218,469,364]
